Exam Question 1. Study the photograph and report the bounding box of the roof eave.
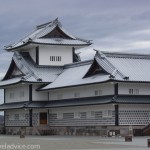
[39,79,111,91]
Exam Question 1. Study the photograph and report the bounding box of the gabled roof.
[41,59,111,90]
[41,50,150,91]
[94,50,129,80]
[0,52,63,87]
[2,49,150,89]
[5,18,92,51]
[104,51,150,82]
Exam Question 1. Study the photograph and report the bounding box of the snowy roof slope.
[5,18,91,50]
[41,51,150,90]
[0,52,63,87]
[105,52,150,82]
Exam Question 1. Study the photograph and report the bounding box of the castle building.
[0,18,150,136]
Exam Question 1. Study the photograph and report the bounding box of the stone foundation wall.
[4,125,144,136]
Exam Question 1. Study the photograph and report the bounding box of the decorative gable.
[83,59,109,78]
[41,26,72,39]
[3,60,24,80]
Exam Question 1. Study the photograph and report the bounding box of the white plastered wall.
[32,84,48,101]
[49,83,114,100]
[39,45,73,66]
[118,83,150,95]
[5,84,29,103]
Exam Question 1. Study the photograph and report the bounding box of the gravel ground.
[0,135,149,150]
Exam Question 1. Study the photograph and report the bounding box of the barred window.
[50,56,61,62]
[129,89,139,95]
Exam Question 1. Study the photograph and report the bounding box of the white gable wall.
[49,83,114,100]
[5,84,29,103]
[39,45,73,66]
[12,66,22,76]
[118,83,150,95]
[32,84,48,101]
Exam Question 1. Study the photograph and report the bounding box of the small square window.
[94,90,98,96]
[129,89,133,94]
[94,90,102,96]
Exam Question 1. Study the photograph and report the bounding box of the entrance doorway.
[39,112,48,125]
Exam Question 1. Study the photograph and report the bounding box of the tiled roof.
[5,18,91,50]
[0,101,29,110]
[0,77,22,88]
[0,95,150,110]
[104,52,150,82]
[32,38,91,46]
[41,50,150,90]
[115,95,150,104]
[2,49,150,89]
[45,96,113,108]
[41,61,110,90]
[0,52,63,87]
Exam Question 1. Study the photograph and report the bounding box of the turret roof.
[5,18,92,51]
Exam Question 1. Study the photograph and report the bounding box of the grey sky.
[1,0,150,76]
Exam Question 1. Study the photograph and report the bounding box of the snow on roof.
[41,50,150,90]
[32,38,91,46]
[1,49,150,89]
[5,18,91,50]
[104,52,150,82]
[0,52,63,87]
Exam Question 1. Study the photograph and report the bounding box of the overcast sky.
[1,0,150,76]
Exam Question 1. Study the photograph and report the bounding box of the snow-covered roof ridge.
[103,51,150,59]
[94,50,129,80]
[36,18,62,29]
[5,18,92,51]
[13,52,41,81]
[64,59,93,69]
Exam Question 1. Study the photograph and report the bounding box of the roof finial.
[94,49,105,59]
[52,17,62,27]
